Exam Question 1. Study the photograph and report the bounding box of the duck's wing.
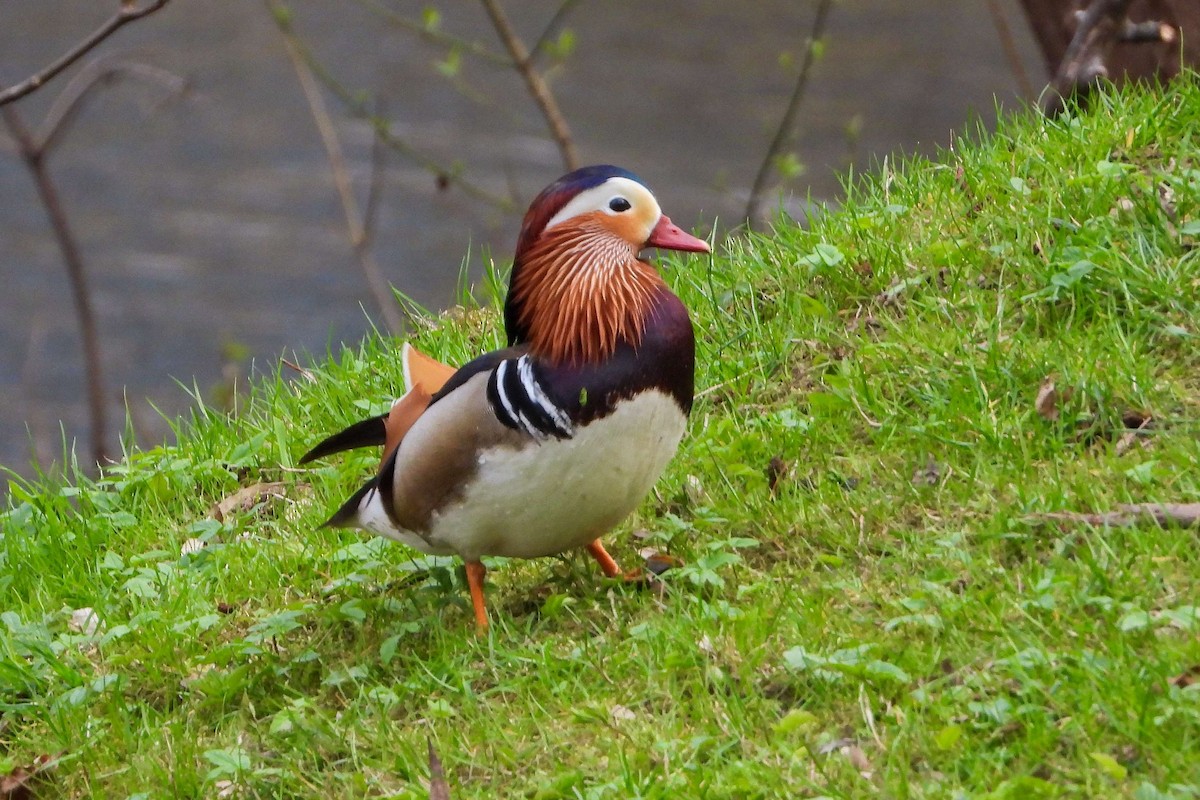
[401,342,457,395]
[320,345,582,532]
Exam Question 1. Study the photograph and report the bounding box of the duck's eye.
[608,196,632,213]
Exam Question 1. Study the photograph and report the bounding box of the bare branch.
[1120,19,1175,43]
[1041,0,1142,116]
[480,0,580,171]
[356,0,509,65]
[0,0,172,107]
[268,0,405,334]
[269,8,514,210]
[37,56,187,154]
[3,106,109,465]
[361,98,388,255]
[1035,503,1200,529]
[1041,0,1123,115]
[744,0,834,229]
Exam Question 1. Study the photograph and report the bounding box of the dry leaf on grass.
[610,704,636,724]
[638,549,684,576]
[1,753,58,800]
[1115,412,1153,455]
[1171,665,1200,689]
[815,738,873,778]
[1035,378,1066,421]
[911,457,942,487]
[843,743,873,777]
[767,456,788,496]
[211,482,289,522]
[1035,376,1153,450]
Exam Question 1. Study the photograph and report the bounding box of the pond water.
[0,0,1041,476]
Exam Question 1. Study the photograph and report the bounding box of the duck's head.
[505,165,710,364]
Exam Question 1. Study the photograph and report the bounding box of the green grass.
[4,76,1200,798]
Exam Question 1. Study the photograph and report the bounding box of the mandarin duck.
[301,165,710,628]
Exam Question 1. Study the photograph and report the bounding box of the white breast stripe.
[487,357,576,440]
[518,356,574,436]
[493,360,521,426]
[500,359,545,438]
[514,408,539,438]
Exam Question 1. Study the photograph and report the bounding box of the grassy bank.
[3,76,1200,798]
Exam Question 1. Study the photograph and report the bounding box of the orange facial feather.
[511,214,665,365]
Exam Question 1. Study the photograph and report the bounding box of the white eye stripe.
[543,177,660,232]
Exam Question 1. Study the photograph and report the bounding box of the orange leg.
[465,561,489,630]
[586,539,622,578]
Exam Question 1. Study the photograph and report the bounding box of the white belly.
[362,390,686,561]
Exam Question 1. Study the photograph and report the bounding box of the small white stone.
[69,607,102,636]
[610,704,636,724]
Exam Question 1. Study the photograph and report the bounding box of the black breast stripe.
[486,356,574,440]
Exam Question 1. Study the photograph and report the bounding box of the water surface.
[0,1,1041,474]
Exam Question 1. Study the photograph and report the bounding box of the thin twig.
[1035,503,1200,529]
[361,98,388,255]
[356,0,509,65]
[694,376,737,400]
[2,59,183,469]
[0,0,172,106]
[530,0,582,63]
[280,357,317,383]
[270,9,513,209]
[984,0,1036,98]
[269,0,405,333]
[744,0,834,229]
[37,57,187,153]
[480,0,580,171]
[3,106,108,465]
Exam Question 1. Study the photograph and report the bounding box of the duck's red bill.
[645,215,711,253]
